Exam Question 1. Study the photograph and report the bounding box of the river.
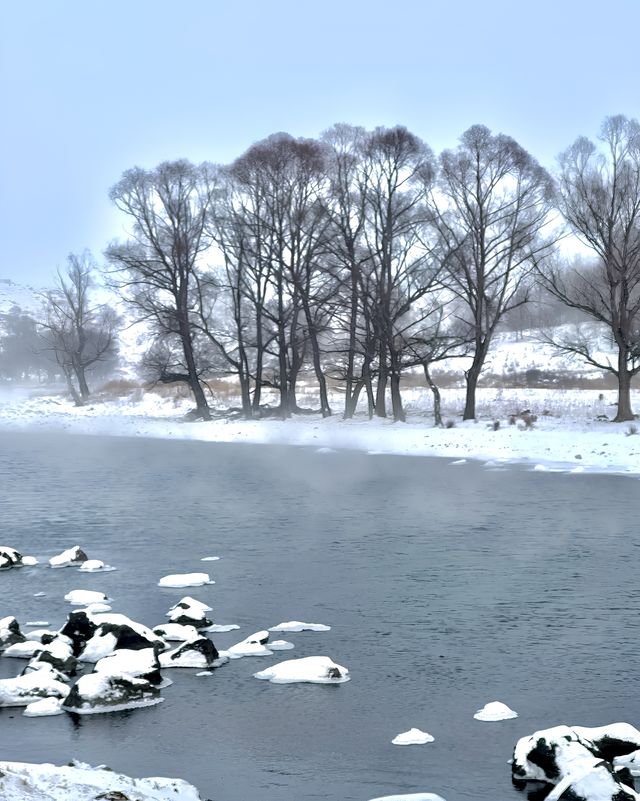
[1,431,639,800]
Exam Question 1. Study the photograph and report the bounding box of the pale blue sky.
[2,0,639,286]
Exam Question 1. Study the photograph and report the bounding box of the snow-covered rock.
[3,640,44,659]
[0,546,24,568]
[78,559,116,572]
[225,630,273,659]
[153,623,200,641]
[23,697,64,716]
[64,589,110,605]
[269,639,294,650]
[0,616,26,650]
[512,723,640,801]
[62,672,162,714]
[49,545,88,568]
[254,655,349,684]
[391,728,435,745]
[158,572,212,588]
[24,638,78,675]
[159,636,223,669]
[0,670,69,706]
[60,611,164,660]
[0,760,202,801]
[166,596,212,628]
[95,648,161,684]
[473,701,518,721]
[268,621,331,632]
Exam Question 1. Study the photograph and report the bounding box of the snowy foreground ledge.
[0,760,202,801]
[2,389,640,476]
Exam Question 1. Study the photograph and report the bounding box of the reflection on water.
[1,431,639,801]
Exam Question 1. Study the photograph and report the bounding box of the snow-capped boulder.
[473,701,518,721]
[226,630,273,659]
[24,639,78,676]
[0,761,202,801]
[22,697,65,717]
[49,546,88,568]
[95,648,162,684]
[159,636,223,669]
[254,655,349,684]
[58,610,96,655]
[268,621,331,632]
[391,728,435,745]
[64,589,110,606]
[3,641,44,659]
[21,661,70,685]
[0,546,23,568]
[78,559,115,572]
[0,670,69,707]
[166,597,212,628]
[62,672,162,714]
[158,572,212,588]
[0,616,26,650]
[153,623,200,642]
[512,723,640,801]
[60,611,163,661]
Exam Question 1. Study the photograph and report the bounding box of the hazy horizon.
[2,0,639,287]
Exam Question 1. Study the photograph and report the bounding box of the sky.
[2,0,640,287]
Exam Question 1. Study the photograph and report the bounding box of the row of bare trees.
[104,122,566,421]
[21,116,640,421]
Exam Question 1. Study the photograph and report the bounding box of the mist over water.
[1,432,639,800]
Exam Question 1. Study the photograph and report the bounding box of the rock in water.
[512,723,640,801]
[62,672,162,714]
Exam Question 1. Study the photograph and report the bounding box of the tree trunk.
[64,366,83,407]
[390,372,405,422]
[303,304,331,418]
[423,363,442,427]
[614,348,635,421]
[344,263,360,419]
[252,305,264,412]
[75,364,90,401]
[345,379,364,419]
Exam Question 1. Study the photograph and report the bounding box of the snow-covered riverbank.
[2,387,640,476]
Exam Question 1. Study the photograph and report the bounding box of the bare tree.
[433,125,556,419]
[361,125,437,421]
[230,133,333,418]
[540,116,640,421]
[38,251,119,404]
[106,160,216,420]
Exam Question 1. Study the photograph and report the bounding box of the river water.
[1,431,639,801]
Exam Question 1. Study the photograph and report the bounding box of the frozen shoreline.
[1,388,639,477]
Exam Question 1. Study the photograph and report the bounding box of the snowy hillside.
[0,279,43,315]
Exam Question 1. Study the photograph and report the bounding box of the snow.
[22,697,64,717]
[0,670,69,706]
[64,589,110,605]
[473,701,518,721]
[225,631,273,659]
[200,555,220,561]
[153,623,200,641]
[3,383,640,478]
[78,559,116,572]
[94,648,159,679]
[0,760,202,801]
[158,572,213,588]
[268,621,331,632]
[368,795,446,801]
[168,596,212,614]
[49,546,87,568]
[254,655,349,684]
[391,728,435,745]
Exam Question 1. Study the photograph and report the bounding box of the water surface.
[1,431,639,801]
